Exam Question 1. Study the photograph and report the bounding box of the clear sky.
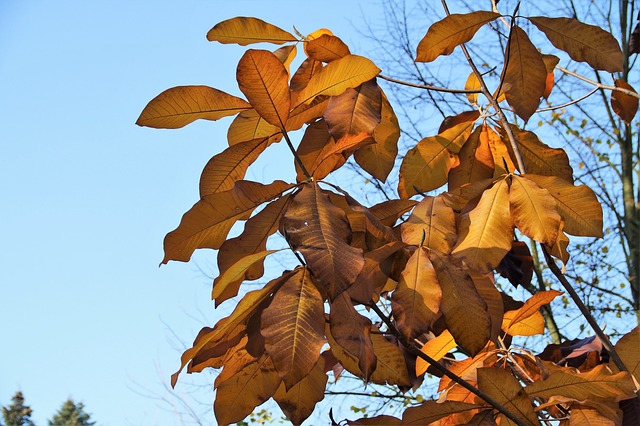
[0,1,387,424]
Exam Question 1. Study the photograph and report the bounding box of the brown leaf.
[329,292,377,380]
[477,367,539,426]
[452,177,513,273]
[217,194,291,291]
[348,241,406,304]
[188,326,246,373]
[502,290,562,336]
[214,354,281,424]
[207,17,297,45]
[449,125,495,193]
[306,34,351,62]
[369,199,418,227]
[280,183,364,298]
[431,251,491,356]
[136,85,250,129]
[401,401,483,425]
[347,415,402,425]
[324,79,382,142]
[463,410,498,426]
[528,16,623,73]
[237,49,290,127]
[401,195,457,253]
[509,175,562,246]
[524,174,603,237]
[416,11,500,62]
[163,180,293,264]
[354,93,401,182]
[272,44,297,73]
[503,26,547,122]
[199,137,271,197]
[569,405,617,425]
[286,95,330,131]
[496,240,534,288]
[611,79,639,124]
[290,58,323,92]
[471,272,504,343]
[261,267,326,389]
[392,247,442,340]
[213,344,256,388]
[227,109,281,146]
[613,326,639,380]
[273,356,328,425]
[291,55,381,107]
[541,54,560,99]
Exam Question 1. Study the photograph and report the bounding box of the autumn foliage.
[138,6,640,426]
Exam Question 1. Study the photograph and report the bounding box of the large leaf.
[528,16,623,73]
[471,272,504,342]
[207,17,297,45]
[613,327,639,380]
[354,93,400,182]
[290,58,323,92]
[217,194,291,285]
[237,49,290,127]
[280,183,364,298]
[392,247,442,340]
[211,249,280,305]
[136,85,250,129]
[369,199,418,227]
[163,180,293,263]
[348,241,405,304]
[503,26,547,122]
[430,251,491,356]
[502,125,574,183]
[452,178,513,273]
[324,79,382,141]
[415,11,500,62]
[416,330,457,376]
[199,137,270,197]
[273,356,328,425]
[305,34,351,62]
[449,125,494,192]
[502,290,562,336]
[509,175,561,246]
[401,195,457,253]
[227,109,281,146]
[171,273,289,387]
[524,174,603,237]
[611,79,639,124]
[328,292,377,380]
[401,401,482,425]
[214,354,282,425]
[261,267,326,389]
[477,368,539,426]
[291,55,381,107]
[294,120,340,181]
[526,364,637,403]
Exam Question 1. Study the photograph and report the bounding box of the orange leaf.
[237,49,290,127]
[401,401,482,425]
[528,16,623,73]
[613,326,639,380]
[290,58,323,92]
[416,330,457,376]
[502,290,562,336]
[416,11,500,62]
[611,79,639,124]
[541,54,560,99]
[305,34,351,62]
[509,175,562,246]
[207,17,297,45]
[226,109,281,146]
[503,26,547,122]
[449,125,495,193]
[369,199,418,227]
[324,79,382,141]
[401,195,457,253]
[136,85,250,129]
[477,367,539,426]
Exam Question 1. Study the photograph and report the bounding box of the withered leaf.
[207,17,297,45]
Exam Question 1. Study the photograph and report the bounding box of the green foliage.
[1,392,34,426]
[48,400,94,426]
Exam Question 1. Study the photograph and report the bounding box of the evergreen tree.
[1,391,35,426]
[48,400,94,426]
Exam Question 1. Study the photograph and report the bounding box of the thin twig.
[281,127,312,180]
[557,65,640,99]
[379,74,482,94]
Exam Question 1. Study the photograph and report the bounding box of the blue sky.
[0,1,386,424]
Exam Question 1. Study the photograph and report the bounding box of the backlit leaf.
[354,94,400,182]
[416,330,457,376]
[541,54,560,99]
[401,195,457,253]
[569,405,618,426]
[295,120,337,181]
[214,354,281,424]
[431,251,491,356]
[273,356,328,425]
[286,95,329,131]
[465,72,481,104]
[207,17,297,45]
[502,290,563,336]
[509,175,561,245]
[199,137,270,197]
[449,125,494,193]
[402,401,482,425]
[477,367,539,426]
[261,267,326,389]
[348,242,405,304]
[290,58,323,92]
[163,180,293,263]
[471,272,504,342]
[503,26,546,122]
[613,327,639,380]
[237,49,290,127]
[369,199,418,227]
[528,16,623,73]
[452,178,513,273]
[227,109,281,146]
[306,34,350,62]
[487,125,516,176]
[611,79,639,124]
[524,174,603,237]
[280,183,364,298]
[272,44,297,73]
[347,415,401,425]
[211,249,280,305]
[217,194,291,286]
[392,247,442,340]
[291,55,381,107]
[324,79,382,141]
[416,11,500,62]
[136,85,250,129]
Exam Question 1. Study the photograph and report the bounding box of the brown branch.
[281,127,312,181]
[379,74,482,94]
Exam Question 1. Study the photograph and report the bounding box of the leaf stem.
[556,65,640,99]
[281,127,312,180]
